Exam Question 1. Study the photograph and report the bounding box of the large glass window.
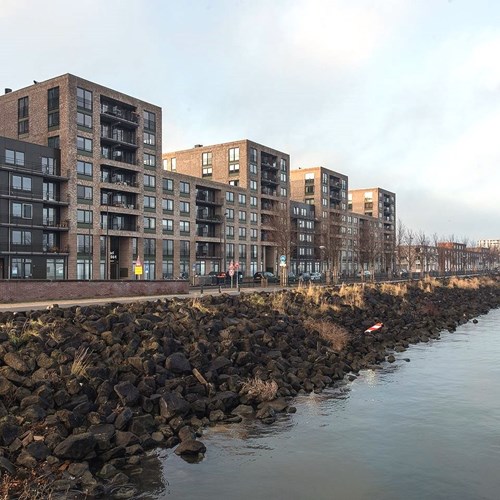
[144,174,156,188]
[180,181,190,195]
[144,153,156,167]
[162,178,174,192]
[77,234,92,253]
[162,198,174,212]
[77,184,93,201]
[144,131,156,146]
[77,87,92,110]
[42,157,56,175]
[180,221,190,234]
[77,112,92,128]
[11,202,32,219]
[229,147,240,162]
[46,258,65,280]
[144,195,156,209]
[5,149,25,166]
[77,136,92,152]
[12,175,31,191]
[179,201,190,214]
[144,110,156,132]
[11,258,32,279]
[77,160,92,176]
[12,230,32,245]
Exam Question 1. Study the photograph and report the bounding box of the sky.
[1,0,499,242]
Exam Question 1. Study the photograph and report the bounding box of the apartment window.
[251,228,258,239]
[77,234,92,254]
[226,225,234,238]
[238,227,247,239]
[179,201,190,214]
[144,238,156,256]
[229,147,240,162]
[144,110,156,132]
[144,174,156,188]
[163,239,174,257]
[229,163,239,173]
[48,136,60,149]
[238,244,247,259]
[162,178,174,192]
[47,110,60,128]
[77,209,93,224]
[280,158,287,171]
[229,180,239,187]
[143,131,155,146]
[77,112,92,129]
[226,208,234,220]
[12,175,31,191]
[77,184,93,201]
[305,185,314,194]
[162,218,173,232]
[18,97,29,134]
[250,212,257,223]
[250,180,257,191]
[77,136,92,153]
[144,195,156,209]
[144,153,156,167]
[226,191,234,203]
[77,87,92,110]
[11,258,32,279]
[6,149,25,166]
[226,243,234,258]
[40,157,55,175]
[250,147,257,163]
[281,187,287,197]
[180,240,190,258]
[12,230,32,245]
[280,172,287,182]
[48,87,59,111]
[202,165,212,177]
[162,198,174,212]
[202,152,212,165]
[77,160,92,176]
[238,193,246,205]
[180,221,190,234]
[144,216,156,230]
[180,181,190,195]
[238,210,246,222]
[171,157,176,171]
[12,202,32,219]
[250,196,257,207]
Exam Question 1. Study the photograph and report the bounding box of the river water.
[136,307,500,500]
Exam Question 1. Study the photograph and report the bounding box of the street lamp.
[106,191,112,280]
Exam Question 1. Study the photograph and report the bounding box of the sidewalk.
[0,285,275,313]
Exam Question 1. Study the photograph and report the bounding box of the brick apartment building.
[163,140,291,274]
[348,187,396,274]
[0,75,162,279]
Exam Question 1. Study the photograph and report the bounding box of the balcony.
[195,190,221,205]
[261,187,277,197]
[100,103,139,127]
[261,173,278,185]
[100,130,138,149]
[196,211,221,223]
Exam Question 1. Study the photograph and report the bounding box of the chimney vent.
[5,88,12,94]
[194,144,203,148]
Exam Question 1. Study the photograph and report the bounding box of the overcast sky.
[1,0,498,242]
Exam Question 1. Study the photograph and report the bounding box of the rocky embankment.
[1,277,499,498]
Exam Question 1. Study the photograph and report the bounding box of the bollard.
[238,284,241,292]
[219,285,222,294]
[200,285,204,295]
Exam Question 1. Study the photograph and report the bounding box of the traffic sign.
[280,255,286,264]
[228,269,234,277]
[229,260,234,270]
[234,261,239,269]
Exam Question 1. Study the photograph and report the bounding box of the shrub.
[240,377,278,402]
[70,346,92,379]
[338,284,365,308]
[303,318,349,352]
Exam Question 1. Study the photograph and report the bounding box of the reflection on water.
[135,308,500,500]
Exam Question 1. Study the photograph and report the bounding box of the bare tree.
[317,215,343,283]
[416,230,431,278]
[395,219,406,276]
[359,219,381,280]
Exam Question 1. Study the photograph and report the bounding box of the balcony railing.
[100,104,139,124]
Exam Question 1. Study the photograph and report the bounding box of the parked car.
[358,270,371,278]
[310,272,323,282]
[226,270,244,282]
[253,271,279,283]
[298,272,311,283]
[287,272,298,283]
[208,271,226,284]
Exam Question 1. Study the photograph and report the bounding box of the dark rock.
[129,414,155,435]
[26,441,50,460]
[88,423,115,450]
[165,353,192,374]
[0,421,20,446]
[115,431,140,447]
[159,392,190,419]
[114,381,140,406]
[178,426,195,442]
[174,439,207,456]
[0,456,15,474]
[53,432,97,460]
[4,352,30,373]
[115,407,134,431]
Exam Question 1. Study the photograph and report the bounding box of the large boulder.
[174,439,206,456]
[165,353,192,374]
[159,392,190,419]
[54,432,97,460]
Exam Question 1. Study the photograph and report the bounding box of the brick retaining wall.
[0,280,189,303]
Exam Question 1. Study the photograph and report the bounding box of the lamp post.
[106,191,112,280]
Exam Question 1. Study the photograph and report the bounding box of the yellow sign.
[134,266,143,276]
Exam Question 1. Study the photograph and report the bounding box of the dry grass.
[338,283,365,308]
[0,471,54,500]
[269,292,287,314]
[380,282,408,297]
[447,276,481,290]
[190,297,212,314]
[70,346,92,378]
[240,377,278,402]
[303,318,349,352]
[296,282,323,304]
[417,276,441,293]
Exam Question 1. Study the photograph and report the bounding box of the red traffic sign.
[228,269,235,277]
[234,261,240,269]
[229,260,234,270]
